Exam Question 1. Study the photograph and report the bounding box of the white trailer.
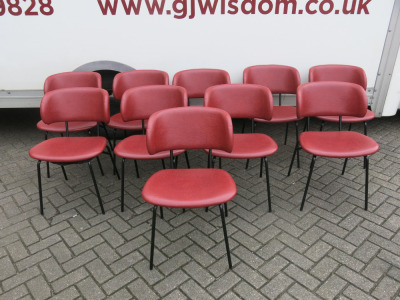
[0,0,399,116]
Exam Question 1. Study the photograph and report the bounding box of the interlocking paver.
[2,108,400,299]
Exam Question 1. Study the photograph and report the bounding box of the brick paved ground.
[1,107,400,300]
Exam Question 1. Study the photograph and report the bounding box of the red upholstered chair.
[288,82,379,211]
[204,84,278,212]
[243,65,302,145]
[172,68,231,105]
[113,85,188,212]
[309,64,375,134]
[29,88,112,215]
[109,70,169,147]
[142,106,236,270]
[37,71,102,178]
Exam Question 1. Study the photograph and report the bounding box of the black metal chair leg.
[96,156,105,176]
[113,129,117,149]
[284,122,289,145]
[348,123,352,131]
[219,157,222,169]
[245,159,250,170]
[185,152,190,168]
[134,160,140,178]
[295,121,300,168]
[107,146,120,179]
[121,158,125,212]
[288,142,300,176]
[342,158,348,175]
[161,159,166,169]
[320,120,325,131]
[150,205,158,270]
[365,156,369,211]
[37,161,44,215]
[219,204,232,269]
[88,160,105,214]
[160,206,164,219]
[61,165,68,180]
[259,157,263,178]
[364,121,368,136]
[47,162,51,178]
[300,155,316,211]
[224,202,228,217]
[264,157,272,212]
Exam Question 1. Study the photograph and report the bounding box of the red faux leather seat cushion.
[37,120,97,133]
[107,113,147,131]
[29,137,107,163]
[300,131,379,158]
[255,106,300,123]
[317,109,375,123]
[142,169,236,208]
[209,133,278,159]
[114,135,185,160]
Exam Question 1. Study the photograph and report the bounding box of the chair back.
[40,87,110,124]
[309,64,367,90]
[204,84,273,120]
[113,70,169,100]
[297,82,368,119]
[243,65,300,94]
[120,85,188,122]
[172,69,231,98]
[146,107,233,154]
[44,71,102,93]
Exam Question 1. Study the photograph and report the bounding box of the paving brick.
[261,273,294,299]
[0,256,17,281]
[284,264,320,291]
[77,277,106,300]
[207,271,241,298]
[102,268,138,295]
[39,257,65,282]
[128,278,159,300]
[336,266,374,293]
[153,270,189,297]
[26,275,52,300]
[51,267,89,293]
[316,274,347,299]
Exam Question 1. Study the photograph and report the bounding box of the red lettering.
[342,0,356,14]
[172,0,187,19]
[227,0,238,14]
[38,0,53,15]
[145,0,164,14]
[258,0,273,14]
[98,0,118,15]
[198,0,218,14]
[357,0,371,14]
[25,0,39,15]
[121,0,141,14]
[275,0,296,14]
[0,0,5,15]
[305,0,317,14]
[241,0,255,14]
[7,0,22,16]
[319,0,334,14]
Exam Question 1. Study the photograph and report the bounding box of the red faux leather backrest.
[309,65,367,90]
[120,85,188,122]
[243,65,301,94]
[204,84,273,120]
[297,82,368,118]
[146,107,234,154]
[172,69,231,98]
[113,70,169,100]
[40,87,110,124]
[44,71,102,93]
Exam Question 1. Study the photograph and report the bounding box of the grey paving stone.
[2,110,400,300]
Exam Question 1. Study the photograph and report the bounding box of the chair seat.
[29,137,107,163]
[255,106,300,123]
[300,131,379,158]
[37,120,97,133]
[108,113,148,131]
[317,109,375,123]
[114,135,185,160]
[208,134,278,159]
[142,169,236,208]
